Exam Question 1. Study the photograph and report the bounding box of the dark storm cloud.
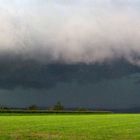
[0,0,139,90]
[0,55,139,90]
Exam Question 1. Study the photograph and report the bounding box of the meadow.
[0,113,139,140]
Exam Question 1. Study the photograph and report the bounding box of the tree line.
[0,101,91,111]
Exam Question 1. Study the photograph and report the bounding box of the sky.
[0,0,140,109]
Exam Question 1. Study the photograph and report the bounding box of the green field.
[0,114,139,140]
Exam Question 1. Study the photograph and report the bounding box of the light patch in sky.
[0,0,139,64]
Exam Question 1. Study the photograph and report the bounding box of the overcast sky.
[0,0,140,109]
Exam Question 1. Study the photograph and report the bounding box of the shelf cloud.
[0,0,140,64]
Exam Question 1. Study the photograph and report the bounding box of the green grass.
[0,114,139,140]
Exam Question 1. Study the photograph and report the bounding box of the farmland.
[0,113,139,140]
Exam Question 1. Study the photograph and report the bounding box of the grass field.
[0,113,139,140]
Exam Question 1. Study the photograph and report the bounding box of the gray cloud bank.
[1,0,140,109]
[0,0,140,90]
[0,0,140,64]
[0,57,140,90]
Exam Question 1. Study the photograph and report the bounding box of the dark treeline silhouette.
[0,102,113,114]
[2,102,140,113]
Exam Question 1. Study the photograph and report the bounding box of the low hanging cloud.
[0,0,140,64]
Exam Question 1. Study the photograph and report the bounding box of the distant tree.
[28,105,38,110]
[53,101,64,111]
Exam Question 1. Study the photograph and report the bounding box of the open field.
[0,114,139,140]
